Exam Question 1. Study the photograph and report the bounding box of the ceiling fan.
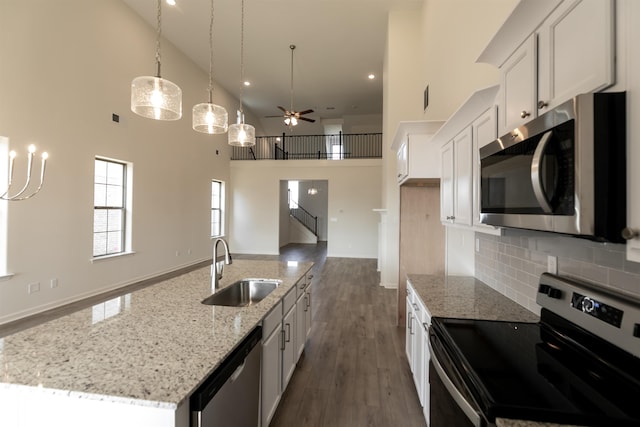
[266,45,315,127]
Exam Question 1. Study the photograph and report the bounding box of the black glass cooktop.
[431,312,640,426]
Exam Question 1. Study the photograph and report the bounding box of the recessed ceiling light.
[368,73,375,79]
[243,81,251,86]
[166,0,176,5]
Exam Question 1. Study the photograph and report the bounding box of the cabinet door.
[537,0,614,112]
[472,108,499,231]
[304,283,313,339]
[261,327,282,427]
[422,321,431,423]
[453,127,473,227]
[499,35,537,135]
[440,141,454,223]
[411,301,424,407]
[405,296,414,367]
[295,293,306,360]
[397,141,408,183]
[282,306,297,390]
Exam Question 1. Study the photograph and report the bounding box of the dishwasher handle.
[189,326,262,412]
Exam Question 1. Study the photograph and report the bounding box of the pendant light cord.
[155,0,162,77]
[239,0,245,119]
[207,0,214,103]
[290,45,295,111]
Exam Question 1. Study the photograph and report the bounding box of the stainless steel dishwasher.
[190,326,262,427]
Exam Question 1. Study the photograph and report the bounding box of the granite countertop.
[0,259,312,410]
[407,274,538,322]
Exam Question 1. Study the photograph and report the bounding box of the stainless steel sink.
[201,279,282,307]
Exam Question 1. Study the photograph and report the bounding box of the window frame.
[93,157,129,259]
[211,180,225,238]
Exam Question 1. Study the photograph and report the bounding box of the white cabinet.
[397,141,409,182]
[281,287,297,390]
[405,280,432,424]
[472,107,501,235]
[537,0,615,112]
[440,126,473,227]
[405,288,414,364]
[498,35,537,135]
[495,0,615,135]
[294,273,313,359]
[261,302,283,427]
[392,121,445,185]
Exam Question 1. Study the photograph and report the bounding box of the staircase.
[289,200,318,243]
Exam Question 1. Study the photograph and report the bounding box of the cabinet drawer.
[263,301,282,337]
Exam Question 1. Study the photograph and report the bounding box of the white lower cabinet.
[406,280,431,426]
[261,302,284,427]
[261,273,313,427]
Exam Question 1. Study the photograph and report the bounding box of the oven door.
[428,333,488,427]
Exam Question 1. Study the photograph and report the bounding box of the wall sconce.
[1,144,48,201]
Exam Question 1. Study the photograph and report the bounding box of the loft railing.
[289,199,318,236]
[231,132,382,160]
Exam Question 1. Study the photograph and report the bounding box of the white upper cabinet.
[392,121,445,185]
[481,0,615,136]
[537,0,615,112]
[498,35,537,134]
[472,107,500,235]
[452,127,473,227]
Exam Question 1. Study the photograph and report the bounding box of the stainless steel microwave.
[479,92,626,243]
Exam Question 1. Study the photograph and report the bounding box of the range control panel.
[571,292,624,328]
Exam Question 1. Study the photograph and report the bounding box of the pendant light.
[192,0,228,134]
[228,0,255,147]
[131,0,182,121]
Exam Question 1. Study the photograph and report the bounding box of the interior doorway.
[279,180,328,248]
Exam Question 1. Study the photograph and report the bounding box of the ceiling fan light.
[192,102,228,134]
[131,76,182,121]
[228,123,255,146]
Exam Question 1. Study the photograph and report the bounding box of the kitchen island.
[0,259,313,427]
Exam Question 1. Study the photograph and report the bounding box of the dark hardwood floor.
[240,243,426,427]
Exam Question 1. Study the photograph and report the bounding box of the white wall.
[0,0,262,324]
[278,180,290,247]
[230,160,381,258]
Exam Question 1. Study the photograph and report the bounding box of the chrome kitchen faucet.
[212,238,232,291]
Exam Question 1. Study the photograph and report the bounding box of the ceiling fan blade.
[299,117,316,123]
[265,115,285,118]
[277,106,287,113]
[297,109,314,115]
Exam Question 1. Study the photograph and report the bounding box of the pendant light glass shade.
[228,123,255,146]
[192,0,228,134]
[130,0,182,121]
[193,102,228,134]
[131,76,182,121]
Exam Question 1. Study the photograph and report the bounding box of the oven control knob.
[547,287,563,299]
[634,324,640,339]
[582,297,595,313]
[538,284,550,294]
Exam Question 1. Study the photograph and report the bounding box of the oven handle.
[428,340,482,427]
[531,130,554,214]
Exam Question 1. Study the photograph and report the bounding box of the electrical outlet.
[175,251,180,257]
[547,255,558,274]
[475,238,480,253]
[187,248,192,255]
[50,278,58,289]
[28,282,40,294]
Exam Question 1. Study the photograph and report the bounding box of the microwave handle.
[531,130,554,214]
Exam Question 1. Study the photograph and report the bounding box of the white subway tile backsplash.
[475,229,640,314]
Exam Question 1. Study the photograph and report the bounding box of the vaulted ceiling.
[121,0,423,136]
